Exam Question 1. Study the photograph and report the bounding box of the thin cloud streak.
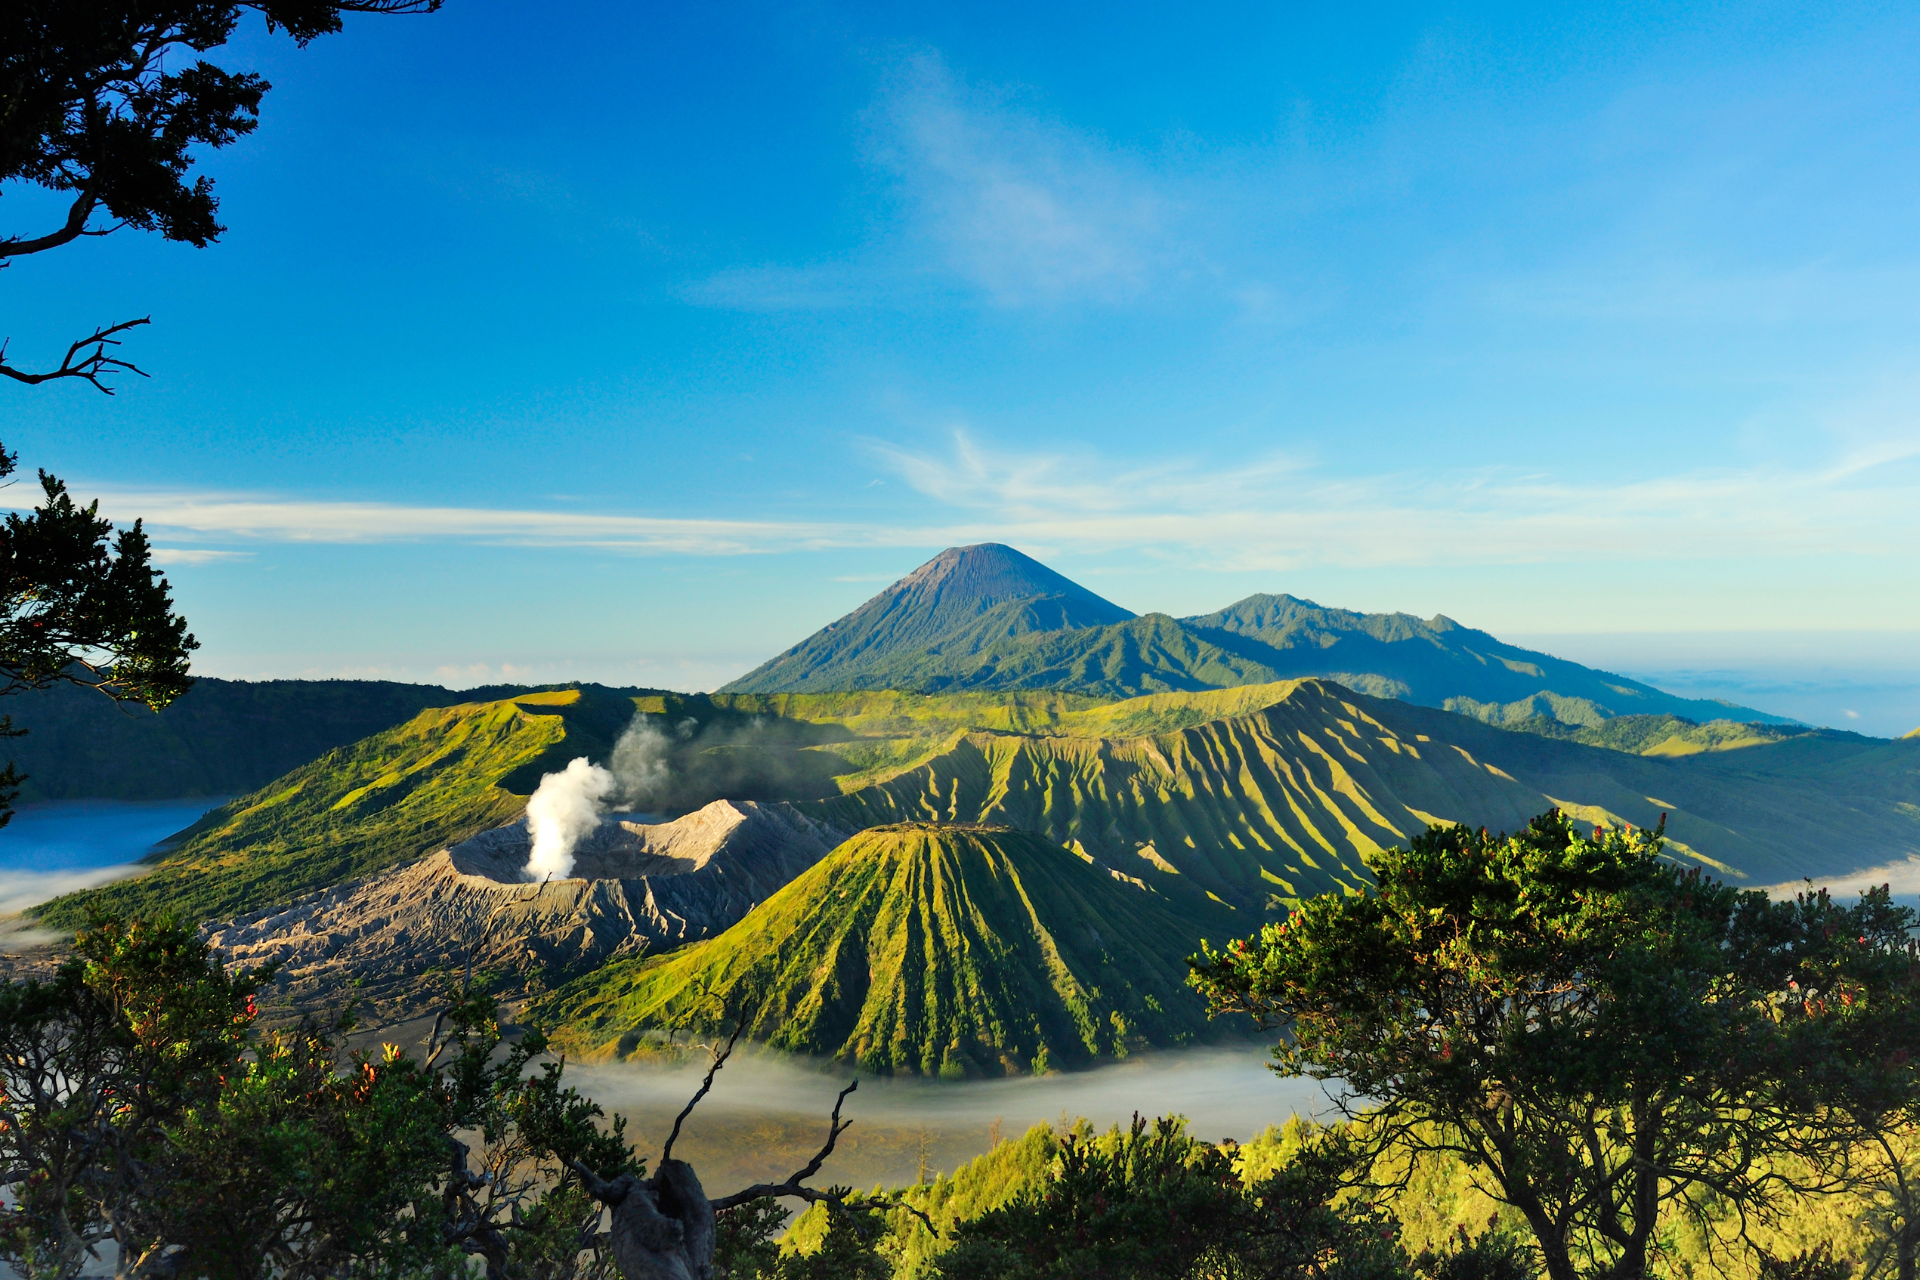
[26,433,1917,576]
[63,492,866,556]
[871,432,1920,573]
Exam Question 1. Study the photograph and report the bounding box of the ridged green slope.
[540,823,1241,1076]
[33,686,641,929]
[800,679,1555,910]
[787,680,1920,901]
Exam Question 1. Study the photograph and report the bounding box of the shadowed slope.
[3,676,545,801]
[540,823,1240,1076]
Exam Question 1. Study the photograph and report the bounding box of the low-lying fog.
[561,1044,1337,1194]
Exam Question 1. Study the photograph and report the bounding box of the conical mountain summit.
[724,543,1133,694]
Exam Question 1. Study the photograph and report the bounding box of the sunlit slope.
[33,687,640,929]
[540,823,1241,1076]
[645,683,1325,796]
[801,680,1557,909]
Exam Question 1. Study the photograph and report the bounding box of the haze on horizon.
[6,0,1918,734]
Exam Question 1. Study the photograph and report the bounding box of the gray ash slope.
[721,544,1788,727]
[207,800,848,1022]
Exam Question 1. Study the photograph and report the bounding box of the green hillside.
[33,686,641,929]
[769,681,1916,902]
[538,823,1241,1076]
[719,545,1787,727]
[3,676,542,802]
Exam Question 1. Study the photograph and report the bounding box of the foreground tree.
[0,916,904,1279]
[0,443,197,824]
[2,0,439,391]
[1190,811,1920,1280]
[0,915,639,1279]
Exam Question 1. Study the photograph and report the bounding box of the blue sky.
[5,1,1919,731]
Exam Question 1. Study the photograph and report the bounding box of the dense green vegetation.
[33,686,642,928]
[540,823,1241,1075]
[11,862,1916,1280]
[0,916,640,1279]
[1189,812,1919,1280]
[721,544,1785,727]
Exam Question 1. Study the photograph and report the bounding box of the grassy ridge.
[540,823,1241,1075]
[34,688,638,929]
[799,680,1557,909]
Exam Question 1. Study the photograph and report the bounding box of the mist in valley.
[563,1043,1336,1193]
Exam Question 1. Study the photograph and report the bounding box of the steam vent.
[206,800,848,1021]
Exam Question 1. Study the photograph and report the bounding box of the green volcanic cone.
[540,822,1242,1076]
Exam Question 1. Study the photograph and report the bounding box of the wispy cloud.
[24,427,1918,579]
[688,51,1191,310]
[872,53,1176,305]
[869,430,1920,572]
[65,492,868,556]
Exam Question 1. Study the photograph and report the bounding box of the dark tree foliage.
[1,0,439,391]
[0,915,643,1280]
[0,443,197,824]
[1189,811,1920,1280]
[932,1113,1412,1280]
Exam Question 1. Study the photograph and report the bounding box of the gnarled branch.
[0,318,150,394]
[709,1078,858,1211]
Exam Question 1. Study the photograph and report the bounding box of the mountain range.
[15,543,1919,1077]
[724,543,1789,727]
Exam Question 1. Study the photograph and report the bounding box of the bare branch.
[661,1021,746,1166]
[0,318,151,394]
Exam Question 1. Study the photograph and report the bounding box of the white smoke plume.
[523,756,617,881]
[520,717,690,880]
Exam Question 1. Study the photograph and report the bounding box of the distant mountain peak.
[719,545,1134,694]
